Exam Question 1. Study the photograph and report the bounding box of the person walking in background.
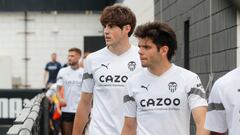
[56,48,84,135]
[72,4,143,135]
[44,53,62,88]
[205,67,240,135]
[121,22,209,135]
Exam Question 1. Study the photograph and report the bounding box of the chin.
[106,43,112,47]
[141,64,147,68]
[68,62,75,66]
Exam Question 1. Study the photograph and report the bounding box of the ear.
[160,45,169,57]
[123,24,131,33]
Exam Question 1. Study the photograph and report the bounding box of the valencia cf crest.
[168,82,177,93]
[128,61,136,71]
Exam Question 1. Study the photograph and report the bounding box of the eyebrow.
[138,44,149,47]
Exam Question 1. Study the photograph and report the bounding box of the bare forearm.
[196,127,210,135]
[121,128,136,135]
[72,93,92,135]
[56,87,63,101]
[43,71,48,84]
[72,102,91,135]
[121,117,136,135]
[193,107,209,135]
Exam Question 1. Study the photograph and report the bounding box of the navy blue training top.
[45,61,61,83]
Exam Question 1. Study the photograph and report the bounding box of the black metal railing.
[6,93,49,135]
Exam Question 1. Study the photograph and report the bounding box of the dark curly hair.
[134,22,177,60]
[100,5,136,37]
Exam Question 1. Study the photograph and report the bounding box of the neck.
[148,60,172,76]
[108,38,131,55]
[70,63,79,70]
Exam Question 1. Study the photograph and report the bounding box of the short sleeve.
[123,82,137,118]
[81,57,94,93]
[45,63,49,71]
[57,62,62,69]
[205,82,227,133]
[46,84,57,97]
[186,74,208,110]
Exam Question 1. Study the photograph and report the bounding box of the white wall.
[122,0,154,46]
[237,11,240,67]
[0,12,103,88]
[0,13,25,86]
[0,2,155,88]
[0,56,12,89]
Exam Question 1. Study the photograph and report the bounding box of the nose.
[138,47,143,55]
[68,55,72,61]
[104,27,109,35]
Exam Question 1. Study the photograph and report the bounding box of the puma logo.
[141,84,150,91]
[101,63,109,69]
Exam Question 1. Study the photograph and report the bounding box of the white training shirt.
[205,67,240,135]
[124,64,208,135]
[56,66,84,113]
[46,83,57,98]
[82,46,142,135]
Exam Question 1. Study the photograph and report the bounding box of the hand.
[47,97,53,103]
[59,98,67,107]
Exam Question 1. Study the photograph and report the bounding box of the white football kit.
[56,66,84,113]
[82,46,142,135]
[46,83,57,98]
[124,64,208,135]
[205,67,240,135]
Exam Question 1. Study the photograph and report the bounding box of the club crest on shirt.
[128,61,136,71]
[168,82,177,93]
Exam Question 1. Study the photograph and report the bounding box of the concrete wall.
[0,12,103,88]
[122,0,154,46]
[155,0,238,87]
[155,1,238,134]
[0,56,12,89]
[237,11,240,67]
